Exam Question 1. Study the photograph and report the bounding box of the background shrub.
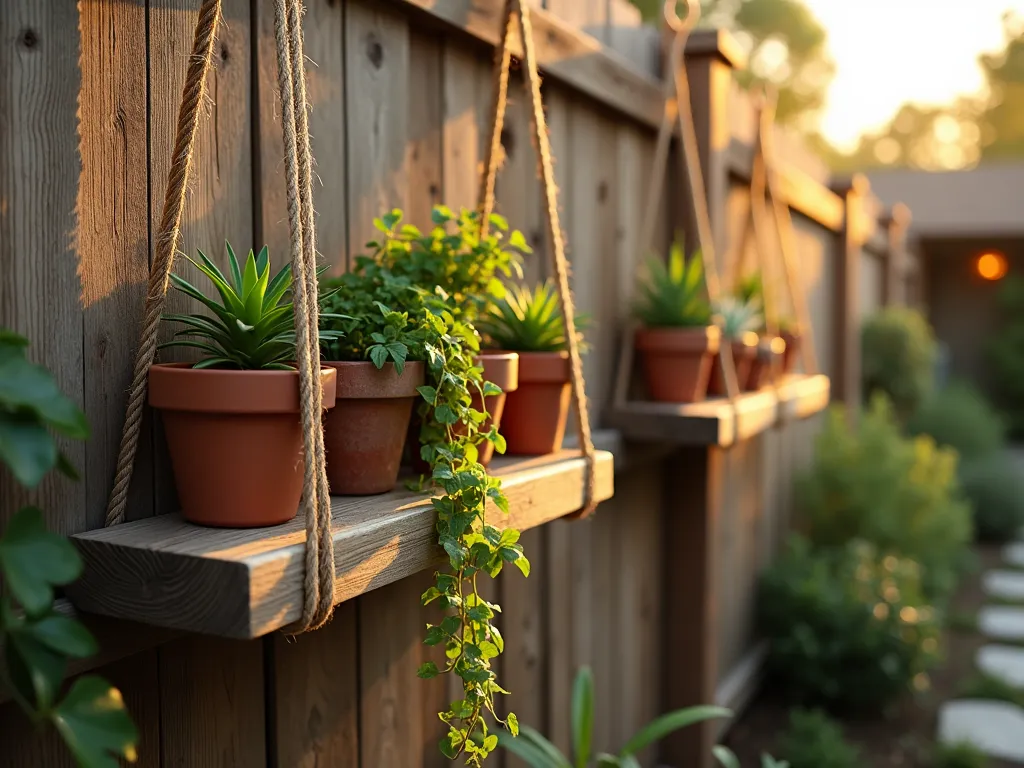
[987,276,1024,439]
[758,536,940,713]
[777,708,862,768]
[796,397,972,599]
[907,382,1005,462]
[932,741,990,768]
[862,307,937,419]
[959,457,1024,542]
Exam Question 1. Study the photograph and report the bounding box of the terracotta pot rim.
[322,360,425,399]
[636,325,721,354]
[506,350,571,384]
[477,350,520,392]
[149,362,337,414]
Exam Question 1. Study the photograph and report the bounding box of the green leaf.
[509,230,533,253]
[29,614,98,658]
[369,345,388,369]
[225,241,243,291]
[0,507,82,615]
[490,432,507,455]
[571,667,594,768]
[53,676,139,768]
[241,249,260,300]
[6,624,67,710]
[0,350,89,439]
[495,726,571,768]
[417,662,440,679]
[435,404,458,425]
[0,416,57,487]
[432,205,455,225]
[619,706,732,756]
[506,712,520,737]
[713,746,742,768]
[417,385,437,403]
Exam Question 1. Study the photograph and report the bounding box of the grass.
[932,741,990,768]
[947,611,979,633]
[956,672,1024,708]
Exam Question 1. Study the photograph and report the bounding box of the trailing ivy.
[0,329,137,767]
[338,208,531,765]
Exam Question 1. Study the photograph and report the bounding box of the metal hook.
[663,0,700,34]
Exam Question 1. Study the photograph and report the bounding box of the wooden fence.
[0,1,916,766]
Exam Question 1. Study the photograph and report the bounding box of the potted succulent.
[154,244,339,528]
[778,316,801,374]
[368,206,532,465]
[479,281,589,456]
[318,267,426,495]
[736,271,796,383]
[633,243,719,403]
[708,296,762,396]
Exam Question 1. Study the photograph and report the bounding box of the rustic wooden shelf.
[67,450,614,640]
[605,374,830,447]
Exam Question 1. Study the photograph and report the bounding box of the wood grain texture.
[256,0,347,272]
[441,43,487,211]
[607,373,830,446]
[0,0,85,535]
[68,451,614,638]
[158,635,266,767]
[78,0,152,530]
[271,602,359,768]
[407,32,444,229]
[544,518,574,754]
[346,0,410,267]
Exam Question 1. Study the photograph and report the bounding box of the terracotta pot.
[781,330,800,374]
[635,326,721,403]
[745,337,786,391]
[150,362,338,528]
[472,352,519,466]
[707,339,758,397]
[501,351,572,456]
[405,352,520,472]
[322,361,424,495]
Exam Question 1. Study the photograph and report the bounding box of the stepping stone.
[939,700,1024,762]
[985,570,1024,601]
[979,606,1024,641]
[1004,542,1024,568]
[977,645,1024,687]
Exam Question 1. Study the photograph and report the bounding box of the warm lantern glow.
[976,251,1008,281]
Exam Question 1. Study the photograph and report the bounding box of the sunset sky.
[804,0,1024,149]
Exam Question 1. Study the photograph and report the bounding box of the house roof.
[868,163,1024,239]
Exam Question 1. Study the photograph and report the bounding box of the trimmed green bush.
[758,536,940,713]
[987,276,1024,439]
[862,307,937,419]
[959,456,1024,543]
[932,741,990,768]
[797,397,973,599]
[778,708,862,768]
[907,382,1005,462]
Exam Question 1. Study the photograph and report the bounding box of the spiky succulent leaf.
[713,296,763,340]
[477,281,589,353]
[633,242,713,328]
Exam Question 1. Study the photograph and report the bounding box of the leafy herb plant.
[162,242,340,369]
[0,329,137,767]
[496,666,731,767]
[633,242,712,328]
[478,280,589,353]
[348,208,529,766]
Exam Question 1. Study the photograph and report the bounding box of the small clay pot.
[635,326,721,403]
[150,362,338,528]
[707,339,758,397]
[472,352,520,465]
[323,361,425,495]
[501,351,572,456]
[745,337,786,391]
[781,330,800,374]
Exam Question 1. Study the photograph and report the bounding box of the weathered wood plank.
[271,602,359,768]
[0,0,85,536]
[78,0,152,530]
[69,451,615,638]
[545,518,574,754]
[345,0,410,266]
[158,635,266,767]
[441,43,488,211]
[256,0,347,271]
[407,32,444,228]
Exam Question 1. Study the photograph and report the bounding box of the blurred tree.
[977,13,1024,160]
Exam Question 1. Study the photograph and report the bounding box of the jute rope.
[104,0,334,632]
[478,0,598,518]
[104,0,223,528]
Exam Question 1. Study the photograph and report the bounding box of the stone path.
[939,520,1024,762]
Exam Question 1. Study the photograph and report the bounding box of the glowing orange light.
[976,252,1008,281]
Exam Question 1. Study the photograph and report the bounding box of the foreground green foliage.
[0,330,137,766]
[349,208,529,766]
[777,709,861,768]
[633,242,712,328]
[796,397,972,599]
[758,536,940,712]
[496,666,731,767]
[478,280,588,353]
[957,672,1024,708]
[932,742,989,768]
[861,308,937,420]
[907,383,1006,463]
[987,275,1024,438]
[162,243,341,369]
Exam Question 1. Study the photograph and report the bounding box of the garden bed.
[723,545,1016,767]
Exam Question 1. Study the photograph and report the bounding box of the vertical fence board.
[271,604,359,768]
[441,45,488,212]
[345,0,409,265]
[0,0,85,535]
[545,518,574,754]
[159,636,267,766]
[407,32,443,228]
[256,0,347,272]
[78,0,151,531]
